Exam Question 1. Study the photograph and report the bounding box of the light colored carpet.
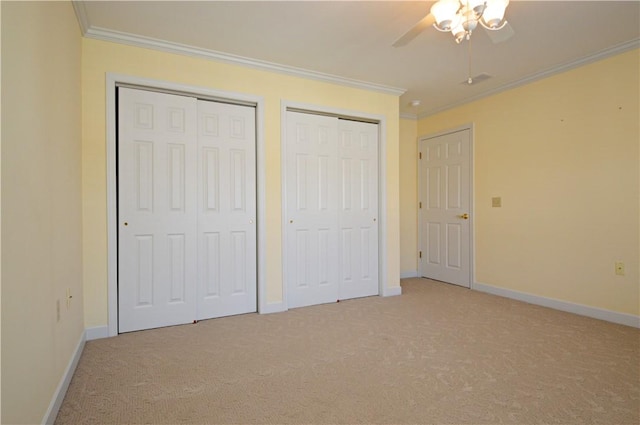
[56,278,639,424]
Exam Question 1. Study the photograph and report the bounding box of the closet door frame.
[105,74,267,337]
[280,100,393,309]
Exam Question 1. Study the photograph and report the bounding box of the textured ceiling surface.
[78,1,640,117]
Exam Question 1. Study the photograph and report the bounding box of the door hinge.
[419,152,422,159]
[419,201,422,209]
[419,251,422,259]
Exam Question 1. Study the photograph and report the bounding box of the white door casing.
[419,128,472,287]
[197,100,257,319]
[118,87,258,333]
[118,88,198,332]
[337,119,379,300]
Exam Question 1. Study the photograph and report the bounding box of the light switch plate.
[492,197,502,208]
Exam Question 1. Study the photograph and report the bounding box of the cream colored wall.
[82,39,401,328]
[0,3,3,419]
[399,118,418,276]
[417,49,640,316]
[1,2,84,423]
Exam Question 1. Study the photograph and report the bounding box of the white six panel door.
[118,88,198,332]
[197,100,257,319]
[338,119,379,300]
[285,111,379,308]
[419,129,471,287]
[286,112,340,308]
[119,88,257,333]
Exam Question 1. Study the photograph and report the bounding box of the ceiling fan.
[393,0,514,47]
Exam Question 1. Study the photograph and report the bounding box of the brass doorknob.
[458,213,469,220]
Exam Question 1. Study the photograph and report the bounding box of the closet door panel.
[338,119,379,300]
[118,88,198,332]
[285,112,340,308]
[197,100,257,319]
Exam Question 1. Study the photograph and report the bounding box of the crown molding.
[71,1,90,35]
[399,112,418,120]
[418,38,640,119]
[81,26,406,97]
[71,1,635,117]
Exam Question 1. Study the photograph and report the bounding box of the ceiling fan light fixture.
[481,0,509,30]
[431,0,510,40]
[431,0,460,31]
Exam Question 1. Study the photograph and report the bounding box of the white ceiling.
[75,1,640,118]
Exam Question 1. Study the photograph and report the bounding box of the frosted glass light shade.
[482,0,509,28]
[431,0,461,30]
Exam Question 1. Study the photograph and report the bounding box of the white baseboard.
[41,331,86,425]
[85,325,109,341]
[400,271,419,279]
[382,285,402,297]
[259,302,287,314]
[474,282,640,328]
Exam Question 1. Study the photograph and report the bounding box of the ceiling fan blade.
[484,21,515,44]
[392,13,436,47]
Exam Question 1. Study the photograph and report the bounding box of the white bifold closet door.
[118,87,256,333]
[285,111,378,309]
